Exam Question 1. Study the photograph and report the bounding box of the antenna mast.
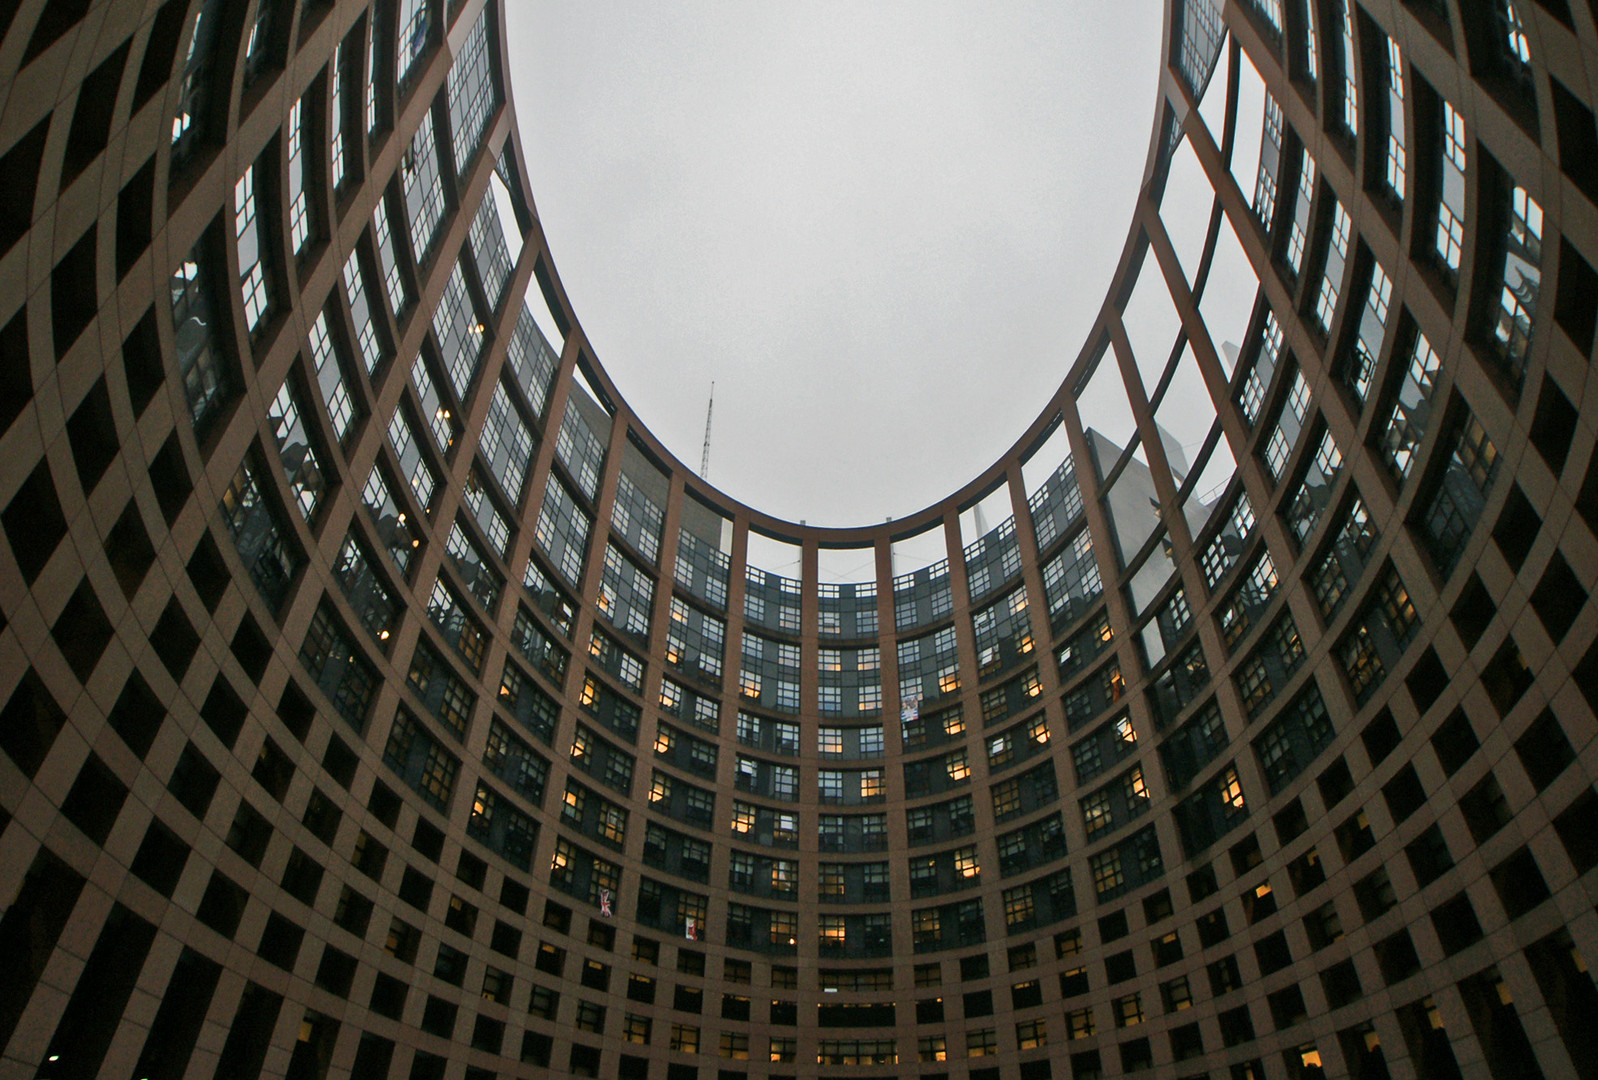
[699,382,715,478]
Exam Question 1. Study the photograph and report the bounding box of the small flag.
[599,888,613,918]
[684,917,699,941]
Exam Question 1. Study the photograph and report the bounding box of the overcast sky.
[503,3,1167,528]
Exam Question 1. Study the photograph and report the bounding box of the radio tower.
[699,382,715,478]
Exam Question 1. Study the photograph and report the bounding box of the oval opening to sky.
[506,3,1165,527]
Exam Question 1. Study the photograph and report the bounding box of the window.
[1083,789,1112,838]
[1335,0,1357,134]
[1373,567,1419,646]
[1239,311,1281,425]
[1286,150,1317,275]
[1162,975,1193,1012]
[1491,184,1543,386]
[771,859,797,897]
[574,1000,605,1033]
[1342,261,1391,403]
[171,0,226,162]
[1004,885,1036,928]
[447,11,496,170]
[534,474,592,585]
[1378,332,1440,481]
[1090,849,1125,896]
[1417,410,1499,577]
[529,984,559,1018]
[402,112,445,258]
[1384,37,1406,198]
[772,765,798,801]
[1499,0,1533,67]
[171,244,230,432]
[1436,103,1467,273]
[1315,200,1351,331]
[235,163,272,335]
[967,1028,998,1057]
[860,769,885,801]
[993,778,1021,819]
[623,1014,651,1044]
[819,915,846,949]
[819,863,845,900]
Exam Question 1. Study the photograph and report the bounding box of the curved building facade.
[2,2,1598,1079]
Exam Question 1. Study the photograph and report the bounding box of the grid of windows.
[15,9,1598,1080]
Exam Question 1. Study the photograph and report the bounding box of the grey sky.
[504,3,1167,528]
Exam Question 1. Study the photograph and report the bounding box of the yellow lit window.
[1221,769,1246,809]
